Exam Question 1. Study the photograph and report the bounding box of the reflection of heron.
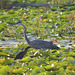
[14,46,31,60]
[9,21,60,60]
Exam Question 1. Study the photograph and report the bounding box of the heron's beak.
[8,20,21,26]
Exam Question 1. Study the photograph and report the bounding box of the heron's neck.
[21,23,30,45]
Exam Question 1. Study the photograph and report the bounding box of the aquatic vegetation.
[0,2,75,75]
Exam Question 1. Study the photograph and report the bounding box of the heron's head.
[8,20,22,26]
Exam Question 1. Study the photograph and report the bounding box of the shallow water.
[0,37,26,48]
[0,36,74,49]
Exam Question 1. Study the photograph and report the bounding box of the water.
[0,36,74,49]
[0,37,26,48]
[0,35,36,48]
[0,41,20,48]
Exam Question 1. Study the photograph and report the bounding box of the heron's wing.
[30,40,53,49]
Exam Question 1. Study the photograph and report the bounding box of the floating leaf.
[32,67,45,75]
